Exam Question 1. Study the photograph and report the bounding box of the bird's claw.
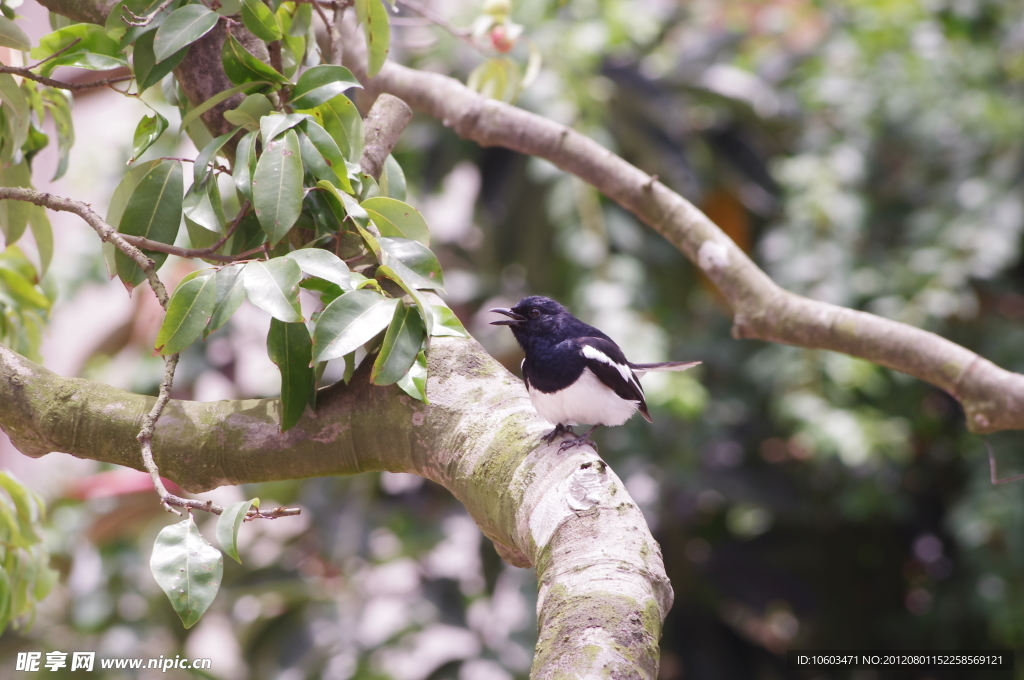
[541,424,573,443]
[557,435,597,453]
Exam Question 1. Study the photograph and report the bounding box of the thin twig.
[28,38,81,69]
[395,0,482,52]
[987,440,1024,485]
[157,495,302,519]
[121,0,176,27]
[119,200,253,263]
[0,66,135,92]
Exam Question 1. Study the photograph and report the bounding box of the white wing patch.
[581,344,632,383]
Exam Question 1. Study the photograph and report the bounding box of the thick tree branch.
[358,93,412,180]
[357,60,1024,434]
[0,338,671,678]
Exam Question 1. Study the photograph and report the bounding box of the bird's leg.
[558,425,600,453]
[541,423,573,443]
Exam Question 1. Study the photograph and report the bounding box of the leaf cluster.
[0,471,58,633]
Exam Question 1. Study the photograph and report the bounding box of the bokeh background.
[2,0,1024,678]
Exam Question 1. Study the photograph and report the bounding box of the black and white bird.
[490,295,701,451]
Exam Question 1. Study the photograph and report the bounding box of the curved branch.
[0,337,672,679]
[0,66,134,91]
[359,60,1024,434]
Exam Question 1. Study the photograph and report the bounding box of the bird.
[490,295,701,451]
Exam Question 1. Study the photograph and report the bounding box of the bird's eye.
[530,308,541,318]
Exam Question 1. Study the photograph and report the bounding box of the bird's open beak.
[489,308,526,325]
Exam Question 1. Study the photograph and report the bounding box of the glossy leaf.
[355,0,390,77]
[0,268,50,310]
[430,305,469,338]
[0,16,30,51]
[243,258,303,322]
[30,24,126,77]
[150,517,223,629]
[27,206,52,277]
[215,499,257,564]
[155,273,217,355]
[379,237,445,291]
[184,177,224,235]
[222,33,289,85]
[206,263,246,336]
[379,154,406,201]
[268,318,314,431]
[259,112,306,142]
[232,130,258,201]
[129,111,169,164]
[298,120,352,191]
[106,159,161,240]
[180,81,271,132]
[0,160,30,246]
[313,94,363,162]
[372,302,425,385]
[194,130,236,186]
[132,29,189,93]
[115,160,184,289]
[222,93,273,130]
[312,289,398,363]
[284,248,351,288]
[289,65,361,110]
[0,74,28,152]
[154,5,219,63]
[396,349,428,402]
[374,264,433,337]
[40,89,72,181]
[253,129,303,245]
[241,0,282,42]
[362,196,429,246]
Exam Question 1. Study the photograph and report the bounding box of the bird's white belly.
[527,368,639,427]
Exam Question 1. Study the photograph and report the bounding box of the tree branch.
[0,66,135,92]
[0,337,672,678]
[358,93,413,180]
[356,60,1024,435]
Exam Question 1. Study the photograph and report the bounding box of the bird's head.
[489,295,568,340]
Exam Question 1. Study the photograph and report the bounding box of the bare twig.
[119,199,252,263]
[120,0,176,27]
[28,38,81,69]
[0,66,135,92]
[987,441,1024,485]
[395,0,480,52]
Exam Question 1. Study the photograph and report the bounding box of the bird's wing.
[628,360,702,377]
[574,336,651,422]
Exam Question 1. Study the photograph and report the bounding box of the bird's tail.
[629,360,701,376]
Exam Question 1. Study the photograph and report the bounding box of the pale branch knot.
[358,94,413,181]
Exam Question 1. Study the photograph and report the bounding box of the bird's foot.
[541,424,573,443]
[558,434,597,453]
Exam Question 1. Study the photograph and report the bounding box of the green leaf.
[289,65,361,110]
[27,206,52,277]
[106,159,161,238]
[194,130,236,186]
[374,264,433,337]
[215,499,256,564]
[253,128,303,245]
[129,111,169,164]
[379,154,406,201]
[242,257,303,322]
[232,130,258,201]
[155,273,217,354]
[0,268,49,309]
[259,112,306,142]
[268,318,314,431]
[206,263,246,336]
[30,24,126,77]
[0,74,28,153]
[184,177,225,236]
[430,305,469,337]
[223,93,273,130]
[355,0,390,77]
[298,120,352,192]
[285,247,351,288]
[154,5,219,63]
[221,33,289,85]
[362,197,429,246]
[0,16,30,51]
[115,160,184,289]
[180,81,271,132]
[150,517,223,629]
[312,94,363,162]
[40,89,72,181]
[372,302,424,385]
[379,237,444,291]
[132,29,190,94]
[312,289,398,363]
[0,471,41,544]
[0,160,30,246]
[396,349,428,402]
[241,0,282,42]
